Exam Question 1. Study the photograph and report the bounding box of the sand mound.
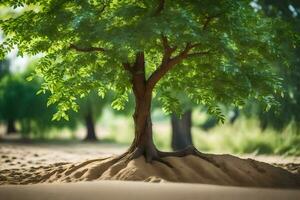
[1,154,299,188]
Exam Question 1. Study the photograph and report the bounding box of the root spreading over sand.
[1,153,299,188]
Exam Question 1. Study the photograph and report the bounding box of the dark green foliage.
[0,59,10,79]
[0,68,77,137]
[0,74,25,126]
[244,0,300,131]
[0,1,288,122]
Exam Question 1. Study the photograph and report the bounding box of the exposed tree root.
[108,145,219,169]
[159,145,220,168]
[109,146,172,168]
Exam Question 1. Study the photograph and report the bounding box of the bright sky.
[0,31,29,73]
[7,49,31,73]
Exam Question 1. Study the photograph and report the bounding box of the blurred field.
[1,108,299,157]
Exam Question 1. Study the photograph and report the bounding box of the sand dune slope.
[1,154,299,188]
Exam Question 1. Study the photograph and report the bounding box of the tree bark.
[127,91,158,159]
[6,119,17,134]
[125,52,159,161]
[84,112,97,141]
[171,110,193,151]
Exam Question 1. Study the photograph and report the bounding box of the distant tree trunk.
[171,110,193,150]
[84,112,97,141]
[229,108,239,124]
[6,119,17,134]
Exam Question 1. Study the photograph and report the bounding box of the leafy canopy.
[0,0,287,122]
[248,0,300,131]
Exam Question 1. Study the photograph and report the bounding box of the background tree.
[171,110,193,150]
[0,62,106,140]
[0,59,9,79]
[167,95,194,151]
[77,91,108,141]
[0,59,15,134]
[30,66,108,140]
[22,69,78,138]
[170,103,239,151]
[0,74,22,134]
[0,1,290,163]
[0,66,77,137]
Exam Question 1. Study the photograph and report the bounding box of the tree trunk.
[84,112,97,141]
[128,91,157,158]
[6,119,17,134]
[229,108,239,124]
[124,52,159,161]
[171,110,193,151]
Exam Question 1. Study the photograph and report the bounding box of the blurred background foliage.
[0,0,299,156]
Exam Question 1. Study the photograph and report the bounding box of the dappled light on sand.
[1,154,299,188]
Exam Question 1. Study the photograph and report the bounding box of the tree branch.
[190,43,201,49]
[69,44,106,52]
[122,62,133,73]
[146,43,191,90]
[161,35,169,50]
[146,41,210,91]
[70,44,135,75]
[160,35,177,64]
[161,35,177,52]
[99,4,107,14]
[202,13,223,31]
[153,0,165,16]
[187,50,210,58]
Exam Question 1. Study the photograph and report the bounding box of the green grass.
[103,114,300,156]
[15,108,300,156]
[192,117,300,156]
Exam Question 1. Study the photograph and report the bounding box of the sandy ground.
[0,142,300,200]
[1,142,299,173]
[0,142,126,170]
[1,181,300,200]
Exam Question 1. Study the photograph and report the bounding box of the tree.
[0,1,288,163]
[0,75,24,134]
[167,93,194,150]
[0,59,16,134]
[171,110,193,150]
[77,91,107,141]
